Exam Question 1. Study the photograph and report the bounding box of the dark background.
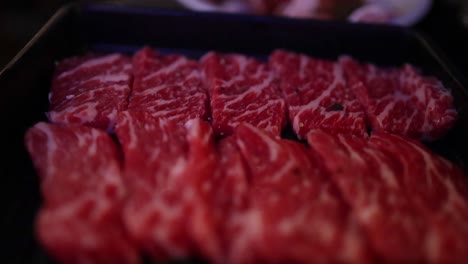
[1,0,468,75]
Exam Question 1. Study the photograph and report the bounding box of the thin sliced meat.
[307,130,430,262]
[231,124,372,263]
[24,123,138,264]
[47,85,129,132]
[129,47,209,123]
[201,52,286,137]
[213,137,250,263]
[50,53,132,106]
[115,111,220,261]
[181,137,249,263]
[182,119,223,262]
[340,56,457,140]
[269,49,367,139]
[216,137,250,212]
[369,132,468,262]
[48,53,132,131]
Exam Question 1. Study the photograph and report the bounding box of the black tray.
[1,4,467,263]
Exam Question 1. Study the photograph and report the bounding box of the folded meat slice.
[308,130,468,262]
[129,47,209,123]
[204,137,251,263]
[48,85,129,132]
[230,124,372,263]
[340,56,457,140]
[24,123,138,264]
[48,53,132,131]
[269,49,367,139]
[307,130,429,262]
[201,52,286,137]
[215,137,250,213]
[115,111,220,261]
[369,132,468,262]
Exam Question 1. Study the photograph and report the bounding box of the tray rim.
[2,2,467,94]
[0,4,77,76]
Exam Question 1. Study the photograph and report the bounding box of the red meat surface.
[48,54,132,131]
[307,130,429,262]
[24,123,138,264]
[370,132,468,262]
[31,47,465,264]
[270,50,367,139]
[230,124,372,263]
[308,130,468,262]
[201,52,286,137]
[213,137,250,263]
[340,56,457,140]
[115,111,220,261]
[129,47,209,123]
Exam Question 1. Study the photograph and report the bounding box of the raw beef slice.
[230,124,371,263]
[215,137,249,213]
[129,47,209,123]
[307,130,430,262]
[308,129,468,262]
[369,132,468,262]
[48,53,132,131]
[340,56,457,140]
[24,123,137,264]
[269,49,367,139]
[115,111,221,261]
[201,52,286,137]
[212,137,250,263]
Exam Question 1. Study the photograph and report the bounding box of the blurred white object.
[176,0,432,26]
[349,3,394,23]
[280,0,324,19]
[175,0,252,13]
[376,0,432,25]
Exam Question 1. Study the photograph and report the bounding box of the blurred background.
[1,0,468,73]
